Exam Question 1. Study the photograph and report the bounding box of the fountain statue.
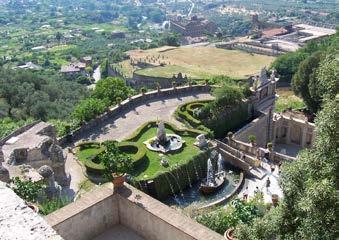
[157,121,169,145]
[144,121,184,153]
[199,152,226,195]
[194,134,208,148]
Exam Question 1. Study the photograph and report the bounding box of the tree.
[72,98,107,123]
[159,33,180,47]
[93,77,132,105]
[292,51,324,113]
[235,96,338,240]
[308,54,338,113]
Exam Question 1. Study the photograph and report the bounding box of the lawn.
[76,125,201,181]
[123,46,275,80]
[276,88,305,113]
[128,126,201,180]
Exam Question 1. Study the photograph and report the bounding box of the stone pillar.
[0,149,10,183]
[301,123,308,148]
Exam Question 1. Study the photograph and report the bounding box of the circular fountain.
[144,121,184,153]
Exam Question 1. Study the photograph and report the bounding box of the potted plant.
[156,82,161,92]
[172,81,177,89]
[248,135,256,146]
[100,142,133,187]
[224,228,238,240]
[267,142,273,151]
[116,97,122,106]
[140,87,147,96]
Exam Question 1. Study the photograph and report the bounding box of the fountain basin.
[144,134,185,153]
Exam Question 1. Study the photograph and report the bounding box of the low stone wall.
[0,121,41,145]
[58,85,211,147]
[45,184,224,240]
[45,186,119,240]
[132,71,189,89]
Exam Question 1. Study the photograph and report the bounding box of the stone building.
[272,109,315,154]
[0,122,68,186]
[170,16,217,37]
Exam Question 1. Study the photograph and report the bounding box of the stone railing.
[0,121,41,145]
[58,85,211,146]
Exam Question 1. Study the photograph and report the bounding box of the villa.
[0,69,317,240]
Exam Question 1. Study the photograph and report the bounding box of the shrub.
[39,196,71,215]
[248,135,256,143]
[100,141,133,179]
[10,177,44,203]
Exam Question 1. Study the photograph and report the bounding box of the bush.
[77,141,146,175]
[39,196,71,215]
[10,177,44,203]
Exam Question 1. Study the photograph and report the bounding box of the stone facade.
[273,110,315,148]
[0,122,68,186]
[170,16,217,37]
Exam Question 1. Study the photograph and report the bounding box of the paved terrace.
[75,92,213,143]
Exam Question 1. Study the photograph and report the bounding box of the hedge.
[123,121,206,142]
[77,141,147,175]
[175,100,213,137]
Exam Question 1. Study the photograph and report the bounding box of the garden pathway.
[238,162,283,204]
[76,92,213,143]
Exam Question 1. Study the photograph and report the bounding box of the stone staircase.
[214,140,267,179]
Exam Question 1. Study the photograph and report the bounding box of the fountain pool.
[163,163,241,209]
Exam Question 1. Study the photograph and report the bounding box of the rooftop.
[45,183,224,240]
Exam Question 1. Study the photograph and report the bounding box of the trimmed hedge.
[175,100,213,137]
[175,100,251,139]
[124,121,205,142]
[77,141,147,175]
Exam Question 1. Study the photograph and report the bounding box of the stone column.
[0,148,10,183]
[301,123,308,148]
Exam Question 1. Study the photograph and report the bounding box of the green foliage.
[10,177,44,203]
[196,198,267,235]
[235,97,338,240]
[248,135,256,143]
[212,84,244,107]
[39,196,71,215]
[100,141,133,179]
[159,33,180,47]
[72,98,107,123]
[0,69,88,121]
[93,77,133,105]
[292,51,324,113]
[271,51,307,82]
[0,118,34,139]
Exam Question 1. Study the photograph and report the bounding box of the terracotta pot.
[272,194,279,207]
[27,202,39,213]
[224,228,238,240]
[112,174,125,187]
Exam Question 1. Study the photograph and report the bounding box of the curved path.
[65,92,213,196]
[77,92,213,143]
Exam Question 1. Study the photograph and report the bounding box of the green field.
[123,47,275,80]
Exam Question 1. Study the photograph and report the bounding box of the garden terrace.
[76,121,211,199]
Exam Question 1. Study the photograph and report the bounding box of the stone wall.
[234,112,270,147]
[46,184,224,240]
[132,71,189,89]
[0,121,41,145]
[58,85,211,146]
[46,186,119,240]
